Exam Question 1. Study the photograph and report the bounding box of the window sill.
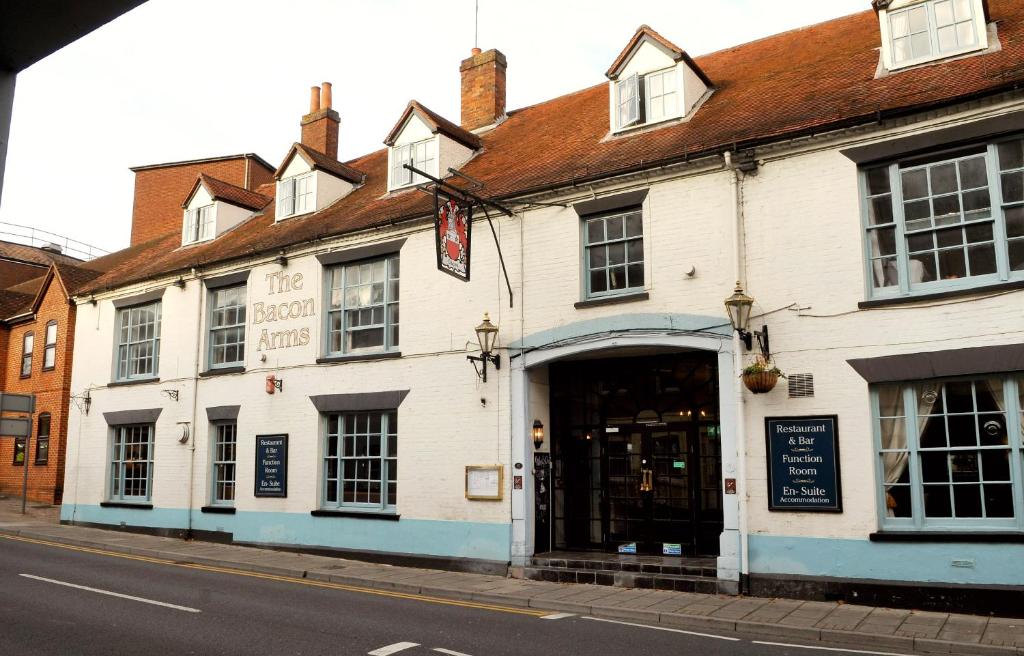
[33,461,48,467]
[859,278,1024,309]
[42,367,55,373]
[108,377,160,388]
[870,531,1024,543]
[575,291,649,309]
[200,505,236,514]
[311,509,400,521]
[199,366,245,378]
[316,351,402,365]
[100,501,153,510]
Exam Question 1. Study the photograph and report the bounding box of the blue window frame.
[115,301,161,381]
[872,375,1024,531]
[582,208,644,299]
[211,421,236,505]
[861,136,1024,299]
[325,256,399,355]
[208,285,246,369]
[322,411,397,511]
[110,424,154,502]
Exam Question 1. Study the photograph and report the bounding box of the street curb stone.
[2,526,1020,656]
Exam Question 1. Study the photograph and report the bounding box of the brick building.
[61,0,1024,614]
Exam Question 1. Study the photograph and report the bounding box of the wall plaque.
[255,434,288,498]
[465,465,503,500]
[765,416,842,512]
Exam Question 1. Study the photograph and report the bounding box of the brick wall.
[130,156,275,247]
[0,272,75,503]
[300,109,340,160]
[460,49,506,131]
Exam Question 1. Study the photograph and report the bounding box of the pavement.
[1,497,1022,656]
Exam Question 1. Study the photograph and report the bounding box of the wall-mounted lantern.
[467,312,500,382]
[532,420,545,450]
[724,281,770,357]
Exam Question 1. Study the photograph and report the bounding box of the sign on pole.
[434,188,472,281]
[0,417,30,437]
[0,393,35,414]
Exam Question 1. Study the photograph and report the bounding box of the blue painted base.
[60,504,512,563]
[749,534,1024,586]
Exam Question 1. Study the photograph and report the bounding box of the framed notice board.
[255,434,288,498]
[765,416,842,512]
[465,465,503,500]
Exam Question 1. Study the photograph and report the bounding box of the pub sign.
[765,416,842,512]
[434,190,472,281]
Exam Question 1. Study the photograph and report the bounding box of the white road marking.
[751,641,914,655]
[433,649,474,656]
[582,615,740,641]
[368,643,420,656]
[540,612,575,620]
[19,573,201,613]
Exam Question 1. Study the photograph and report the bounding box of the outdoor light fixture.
[276,252,288,267]
[532,420,545,449]
[468,312,500,382]
[724,281,770,357]
[174,277,186,289]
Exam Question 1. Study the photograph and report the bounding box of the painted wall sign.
[254,434,288,498]
[765,416,842,512]
[253,270,314,351]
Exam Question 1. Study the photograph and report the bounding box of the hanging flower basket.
[741,355,783,394]
[742,370,780,394]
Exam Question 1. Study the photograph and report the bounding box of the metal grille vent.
[788,373,815,398]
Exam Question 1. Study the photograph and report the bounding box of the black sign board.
[254,434,288,498]
[765,416,842,512]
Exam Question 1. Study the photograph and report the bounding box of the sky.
[0,0,870,254]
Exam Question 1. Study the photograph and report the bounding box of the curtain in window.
[880,387,910,517]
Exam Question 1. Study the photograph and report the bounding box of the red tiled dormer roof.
[605,24,713,86]
[384,100,482,150]
[274,143,366,185]
[75,0,1024,296]
[184,174,273,212]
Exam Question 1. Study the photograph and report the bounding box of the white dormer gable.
[384,101,480,192]
[181,175,270,247]
[876,0,989,71]
[606,25,711,134]
[274,143,361,221]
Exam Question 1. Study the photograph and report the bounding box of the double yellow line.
[0,533,547,618]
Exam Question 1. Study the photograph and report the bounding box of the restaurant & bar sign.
[765,415,842,512]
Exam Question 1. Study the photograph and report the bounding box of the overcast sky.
[1,0,869,254]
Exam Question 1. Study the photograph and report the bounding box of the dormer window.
[880,0,987,70]
[184,204,214,245]
[605,25,712,134]
[390,138,436,189]
[278,172,315,219]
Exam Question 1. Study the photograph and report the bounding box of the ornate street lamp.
[724,281,769,356]
[532,420,545,449]
[468,312,501,382]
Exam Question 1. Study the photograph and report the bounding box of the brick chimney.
[460,48,507,131]
[300,82,340,159]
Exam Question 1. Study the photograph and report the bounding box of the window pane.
[998,140,1024,171]
[866,167,891,195]
[1001,172,1024,203]
[590,270,607,294]
[625,213,643,238]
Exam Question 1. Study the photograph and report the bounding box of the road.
[0,535,920,656]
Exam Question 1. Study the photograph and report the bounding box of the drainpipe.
[186,269,204,537]
[724,151,750,589]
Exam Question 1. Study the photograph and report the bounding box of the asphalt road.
[0,536,917,656]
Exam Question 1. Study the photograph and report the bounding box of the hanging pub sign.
[765,416,842,512]
[254,434,288,498]
[434,188,472,281]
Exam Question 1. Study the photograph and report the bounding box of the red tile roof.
[384,100,483,150]
[77,0,1024,295]
[274,143,366,185]
[185,174,273,211]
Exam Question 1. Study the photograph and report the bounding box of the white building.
[63,0,1024,613]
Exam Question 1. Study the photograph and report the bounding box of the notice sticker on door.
[618,542,637,554]
[662,543,682,556]
[673,460,685,469]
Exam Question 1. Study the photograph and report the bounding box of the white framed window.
[208,285,246,369]
[211,421,237,505]
[322,410,397,511]
[115,301,161,381]
[615,67,679,130]
[43,321,57,370]
[183,204,215,245]
[20,331,32,378]
[860,136,1024,299]
[110,424,154,502]
[278,172,315,219]
[873,375,1024,531]
[886,0,982,68]
[390,139,436,189]
[583,209,645,298]
[325,255,399,354]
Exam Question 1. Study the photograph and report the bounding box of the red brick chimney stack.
[301,81,340,159]
[460,48,506,131]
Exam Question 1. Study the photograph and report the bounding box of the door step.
[522,565,734,594]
